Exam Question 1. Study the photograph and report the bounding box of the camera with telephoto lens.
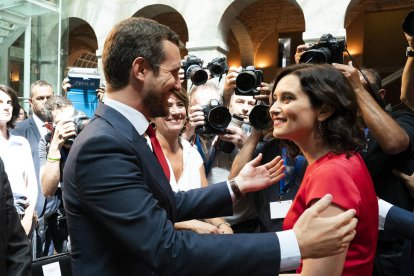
[196,99,232,135]
[249,103,272,130]
[181,55,208,86]
[206,57,228,78]
[235,66,264,96]
[403,10,414,36]
[64,111,90,146]
[299,34,346,64]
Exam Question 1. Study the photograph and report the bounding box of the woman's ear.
[132,57,146,81]
[318,103,335,122]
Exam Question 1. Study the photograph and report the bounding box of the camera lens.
[209,64,225,77]
[208,106,231,130]
[187,65,208,86]
[236,71,257,93]
[403,10,414,36]
[249,105,272,130]
[299,48,332,64]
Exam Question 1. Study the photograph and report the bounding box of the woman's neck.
[296,137,331,165]
[156,130,181,153]
[0,124,9,140]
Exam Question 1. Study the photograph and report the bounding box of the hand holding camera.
[51,120,77,150]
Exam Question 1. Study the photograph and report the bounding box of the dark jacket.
[0,157,31,276]
[63,103,281,276]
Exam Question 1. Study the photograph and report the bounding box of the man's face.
[190,87,221,107]
[52,106,75,125]
[30,85,53,118]
[142,40,181,118]
[228,94,255,123]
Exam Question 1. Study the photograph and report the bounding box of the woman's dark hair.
[0,84,21,129]
[271,63,365,156]
[172,88,189,117]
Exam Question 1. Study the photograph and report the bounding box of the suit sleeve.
[68,134,281,275]
[385,205,414,240]
[1,159,31,276]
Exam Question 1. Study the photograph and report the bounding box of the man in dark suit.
[12,80,53,216]
[0,157,31,276]
[380,199,414,276]
[63,17,358,276]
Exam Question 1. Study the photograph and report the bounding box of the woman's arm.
[21,143,38,235]
[300,202,348,276]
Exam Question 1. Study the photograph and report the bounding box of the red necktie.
[146,124,171,181]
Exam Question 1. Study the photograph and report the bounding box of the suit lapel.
[29,117,41,142]
[95,104,178,221]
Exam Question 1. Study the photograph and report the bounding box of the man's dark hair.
[0,84,20,129]
[43,96,73,122]
[272,63,365,156]
[30,80,52,98]
[102,17,180,90]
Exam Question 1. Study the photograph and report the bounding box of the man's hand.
[406,33,414,51]
[393,169,414,197]
[62,77,71,95]
[179,68,185,83]
[253,82,272,103]
[234,153,285,193]
[183,105,205,141]
[294,44,309,64]
[332,62,365,94]
[219,125,247,149]
[51,120,77,149]
[293,194,357,259]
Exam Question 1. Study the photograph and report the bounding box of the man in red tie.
[63,17,358,276]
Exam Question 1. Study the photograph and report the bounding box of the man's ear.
[132,57,146,81]
[378,88,386,100]
[318,103,335,122]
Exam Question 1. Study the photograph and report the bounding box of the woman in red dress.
[270,64,378,276]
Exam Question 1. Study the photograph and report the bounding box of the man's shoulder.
[13,117,34,133]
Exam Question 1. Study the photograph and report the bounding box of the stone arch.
[132,4,189,50]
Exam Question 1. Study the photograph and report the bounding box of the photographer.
[38,96,88,255]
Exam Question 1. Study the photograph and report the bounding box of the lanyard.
[279,147,305,199]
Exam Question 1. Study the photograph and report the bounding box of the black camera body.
[182,55,208,86]
[196,99,231,135]
[299,34,346,64]
[249,104,272,130]
[206,57,228,78]
[65,112,90,146]
[235,66,263,96]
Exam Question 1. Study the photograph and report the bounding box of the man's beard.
[143,90,171,118]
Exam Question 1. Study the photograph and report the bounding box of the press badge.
[270,200,293,219]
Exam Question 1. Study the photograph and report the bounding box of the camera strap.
[204,136,219,176]
[279,147,305,201]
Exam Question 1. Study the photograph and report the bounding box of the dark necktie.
[146,124,170,181]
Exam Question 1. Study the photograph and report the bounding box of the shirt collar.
[104,98,149,135]
[32,113,48,136]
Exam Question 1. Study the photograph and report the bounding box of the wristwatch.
[406,47,414,57]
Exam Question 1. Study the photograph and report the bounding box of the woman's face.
[269,74,319,144]
[153,94,187,136]
[0,91,13,125]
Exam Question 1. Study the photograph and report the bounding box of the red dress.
[283,152,378,276]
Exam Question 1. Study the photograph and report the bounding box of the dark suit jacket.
[63,104,281,276]
[12,117,46,215]
[385,206,414,276]
[0,158,31,276]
